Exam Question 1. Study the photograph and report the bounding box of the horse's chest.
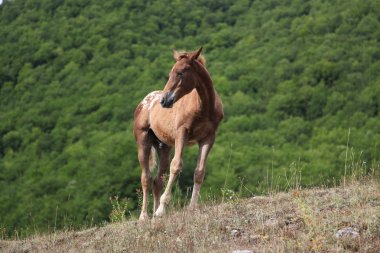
[149,109,213,146]
[150,113,177,145]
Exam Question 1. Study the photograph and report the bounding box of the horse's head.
[160,47,204,108]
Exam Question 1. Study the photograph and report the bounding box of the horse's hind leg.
[152,143,171,212]
[135,129,154,221]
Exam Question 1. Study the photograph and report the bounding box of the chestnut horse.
[133,47,223,220]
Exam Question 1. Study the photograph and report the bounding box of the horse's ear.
[190,47,203,61]
[173,50,181,61]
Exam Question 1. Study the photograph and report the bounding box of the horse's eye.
[177,72,183,78]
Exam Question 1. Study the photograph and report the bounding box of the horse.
[133,47,224,220]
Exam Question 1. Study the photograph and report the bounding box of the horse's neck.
[194,64,216,116]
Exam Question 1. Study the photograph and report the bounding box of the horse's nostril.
[160,92,174,108]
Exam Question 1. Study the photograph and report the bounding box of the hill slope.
[1,179,380,252]
[1,0,380,235]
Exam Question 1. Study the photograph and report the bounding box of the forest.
[0,0,379,237]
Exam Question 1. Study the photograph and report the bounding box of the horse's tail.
[149,147,156,173]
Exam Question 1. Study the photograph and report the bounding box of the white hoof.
[154,205,165,217]
[188,203,197,211]
[139,212,149,221]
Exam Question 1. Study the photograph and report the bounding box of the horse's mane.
[174,51,206,66]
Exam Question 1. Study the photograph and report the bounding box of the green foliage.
[0,0,379,237]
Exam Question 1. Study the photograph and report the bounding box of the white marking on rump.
[141,91,161,110]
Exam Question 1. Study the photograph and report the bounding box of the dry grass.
[1,178,379,253]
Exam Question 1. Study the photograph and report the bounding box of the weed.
[221,187,238,203]
[109,196,129,223]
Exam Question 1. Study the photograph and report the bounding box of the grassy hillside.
[1,177,379,252]
[1,0,380,236]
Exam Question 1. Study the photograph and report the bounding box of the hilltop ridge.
[1,178,379,252]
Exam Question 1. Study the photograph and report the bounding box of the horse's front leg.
[154,128,187,217]
[189,136,214,210]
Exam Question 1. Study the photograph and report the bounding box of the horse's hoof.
[153,206,165,217]
[139,213,150,221]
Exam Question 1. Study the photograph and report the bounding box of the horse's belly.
[151,124,207,147]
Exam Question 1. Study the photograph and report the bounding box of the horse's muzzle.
[160,92,175,108]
